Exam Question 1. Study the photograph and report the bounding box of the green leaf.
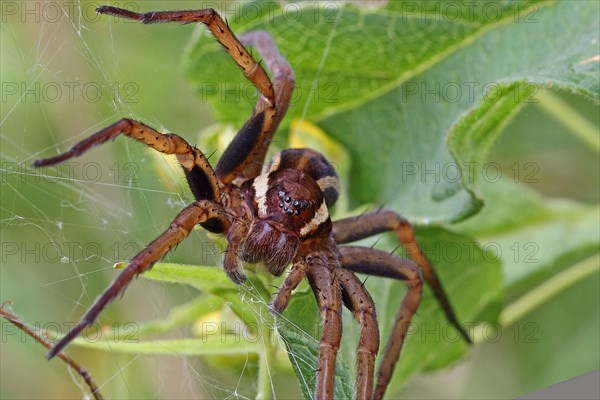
[134,296,225,337]
[131,263,280,398]
[499,254,599,326]
[185,0,599,223]
[141,263,271,328]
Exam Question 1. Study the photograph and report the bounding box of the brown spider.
[33,6,470,400]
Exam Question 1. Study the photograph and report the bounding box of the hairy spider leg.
[304,242,343,400]
[332,209,472,344]
[270,248,380,400]
[32,118,226,233]
[337,268,380,400]
[95,6,274,103]
[236,31,295,180]
[339,247,423,400]
[95,6,295,184]
[46,201,227,359]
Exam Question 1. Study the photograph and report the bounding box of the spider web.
[0,1,345,399]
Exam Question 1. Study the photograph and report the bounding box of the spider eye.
[293,200,300,207]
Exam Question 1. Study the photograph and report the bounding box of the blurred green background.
[1,1,598,399]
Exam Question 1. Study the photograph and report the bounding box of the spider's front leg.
[96,6,295,183]
[33,119,221,204]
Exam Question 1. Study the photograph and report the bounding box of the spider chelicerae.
[34,5,471,400]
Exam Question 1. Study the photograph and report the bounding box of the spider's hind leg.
[332,209,471,344]
[339,246,423,400]
[337,268,379,400]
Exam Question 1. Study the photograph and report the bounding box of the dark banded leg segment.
[333,209,471,344]
[337,268,379,400]
[47,200,227,360]
[96,6,275,105]
[236,31,295,180]
[339,246,422,400]
[94,6,282,184]
[33,119,222,205]
[306,262,342,400]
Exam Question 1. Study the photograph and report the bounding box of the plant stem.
[0,303,104,400]
[536,91,600,153]
[499,253,599,326]
[256,317,277,400]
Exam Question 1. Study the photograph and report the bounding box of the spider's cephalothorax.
[33,6,471,400]
[224,149,337,280]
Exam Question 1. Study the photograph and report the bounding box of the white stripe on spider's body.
[300,200,328,237]
[253,173,270,218]
[316,175,340,194]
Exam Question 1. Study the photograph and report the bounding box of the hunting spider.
[33,6,471,400]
